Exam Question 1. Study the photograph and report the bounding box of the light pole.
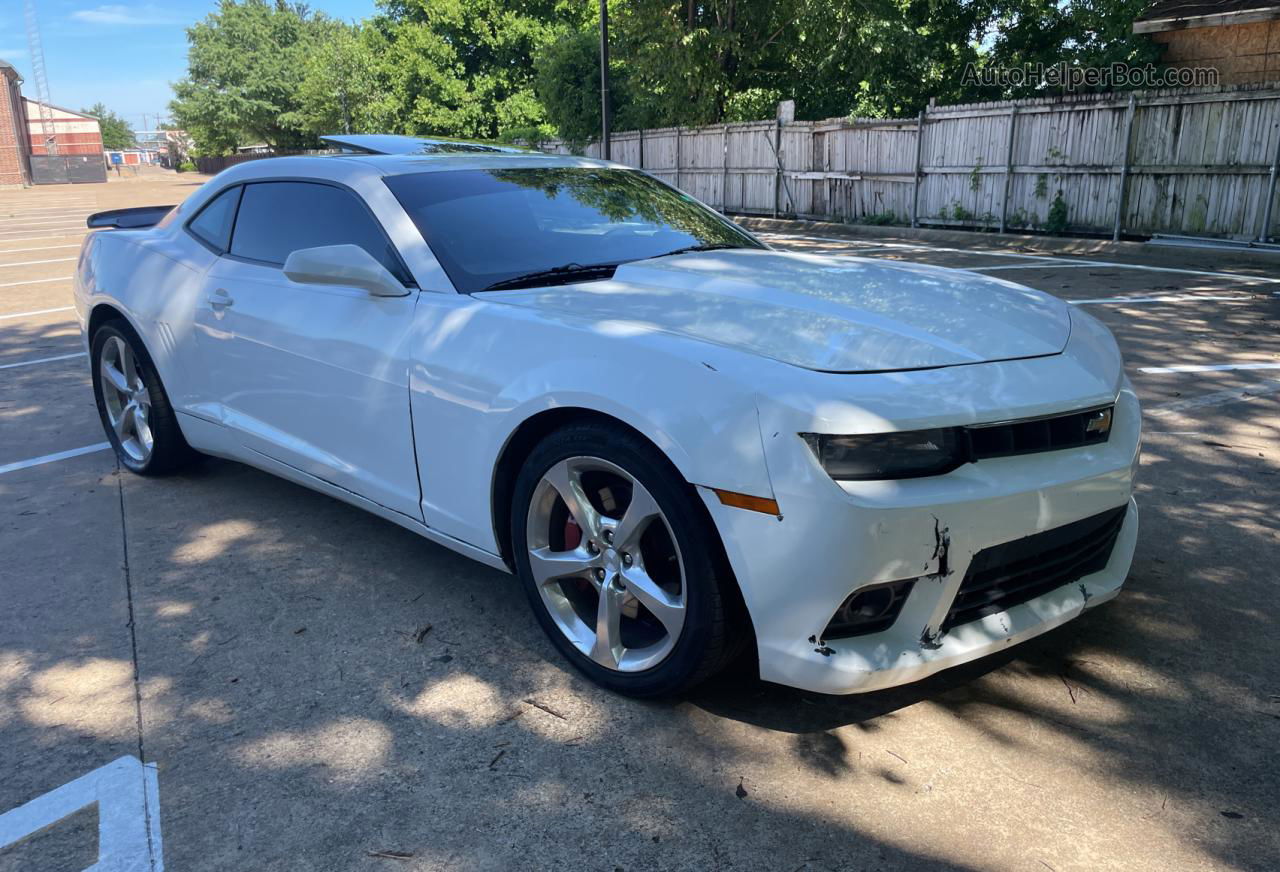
[598,0,611,160]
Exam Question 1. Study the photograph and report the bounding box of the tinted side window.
[229,181,408,283]
[187,185,242,252]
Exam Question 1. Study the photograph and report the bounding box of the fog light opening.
[823,578,916,639]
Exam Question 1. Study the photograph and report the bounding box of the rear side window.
[187,186,242,253]
[229,181,409,283]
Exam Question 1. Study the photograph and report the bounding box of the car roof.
[313,133,619,176]
[186,149,627,216]
[345,151,619,176]
[319,133,535,155]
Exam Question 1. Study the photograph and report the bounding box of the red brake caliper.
[563,516,582,550]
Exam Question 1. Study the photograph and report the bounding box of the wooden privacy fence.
[541,84,1280,243]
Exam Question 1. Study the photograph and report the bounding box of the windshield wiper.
[480,261,620,292]
[647,242,744,259]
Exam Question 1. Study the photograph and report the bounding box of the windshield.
[384,167,763,293]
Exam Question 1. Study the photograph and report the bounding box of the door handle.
[208,289,235,310]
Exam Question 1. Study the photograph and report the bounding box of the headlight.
[802,404,1115,482]
[801,429,964,481]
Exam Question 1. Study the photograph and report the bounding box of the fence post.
[721,124,729,212]
[773,118,782,218]
[911,109,926,228]
[1257,110,1280,242]
[675,127,682,192]
[1112,94,1137,242]
[999,107,1018,234]
[638,127,644,169]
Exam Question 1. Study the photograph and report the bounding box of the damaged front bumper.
[699,382,1142,696]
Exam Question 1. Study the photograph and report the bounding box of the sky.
[1,0,376,130]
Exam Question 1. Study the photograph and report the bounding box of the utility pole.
[598,0,610,160]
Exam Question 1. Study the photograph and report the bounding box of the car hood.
[487,249,1072,373]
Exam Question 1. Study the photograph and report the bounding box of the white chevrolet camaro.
[74,135,1140,697]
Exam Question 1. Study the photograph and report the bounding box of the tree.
[169,0,336,154]
[610,0,798,127]
[366,0,586,140]
[287,22,383,136]
[535,28,643,149]
[83,103,135,150]
[981,0,1162,98]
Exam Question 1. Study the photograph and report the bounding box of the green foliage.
[969,161,983,193]
[82,103,135,151]
[178,161,198,173]
[724,89,784,123]
[859,211,899,226]
[286,22,383,136]
[167,0,1172,153]
[1045,189,1069,234]
[534,28,628,150]
[170,0,334,154]
[979,0,1162,98]
[941,202,997,226]
[1034,173,1049,199]
[1006,207,1038,230]
[367,0,584,140]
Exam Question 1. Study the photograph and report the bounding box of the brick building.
[24,98,105,156]
[1135,0,1280,84]
[0,59,31,187]
[0,56,107,185]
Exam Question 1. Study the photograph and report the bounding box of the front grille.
[942,506,1127,631]
[965,405,1112,462]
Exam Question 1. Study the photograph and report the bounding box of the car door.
[192,180,423,519]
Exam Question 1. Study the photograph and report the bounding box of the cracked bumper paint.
[700,385,1141,696]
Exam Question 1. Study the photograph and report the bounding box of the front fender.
[408,294,774,554]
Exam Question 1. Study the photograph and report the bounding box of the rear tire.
[91,321,199,476]
[511,421,740,697]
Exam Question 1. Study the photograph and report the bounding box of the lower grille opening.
[942,505,1127,632]
[824,578,916,639]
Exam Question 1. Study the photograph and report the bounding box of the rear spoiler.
[87,205,176,230]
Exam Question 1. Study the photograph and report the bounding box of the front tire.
[91,321,199,476]
[511,422,740,697]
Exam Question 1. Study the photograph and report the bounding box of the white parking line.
[0,442,111,475]
[1139,362,1280,374]
[1068,295,1254,305]
[971,262,1280,284]
[761,232,1062,263]
[0,214,90,224]
[0,231,85,242]
[0,306,74,320]
[0,351,86,370]
[0,234,85,243]
[761,231,1280,285]
[0,203,94,209]
[0,225,87,234]
[0,756,163,871]
[0,257,76,268]
[0,244,80,253]
[1147,379,1280,418]
[0,213,92,222]
[0,276,71,287]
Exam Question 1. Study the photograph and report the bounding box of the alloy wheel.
[99,335,154,464]
[525,456,687,672]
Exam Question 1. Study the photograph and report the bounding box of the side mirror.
[283,244,410,297]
